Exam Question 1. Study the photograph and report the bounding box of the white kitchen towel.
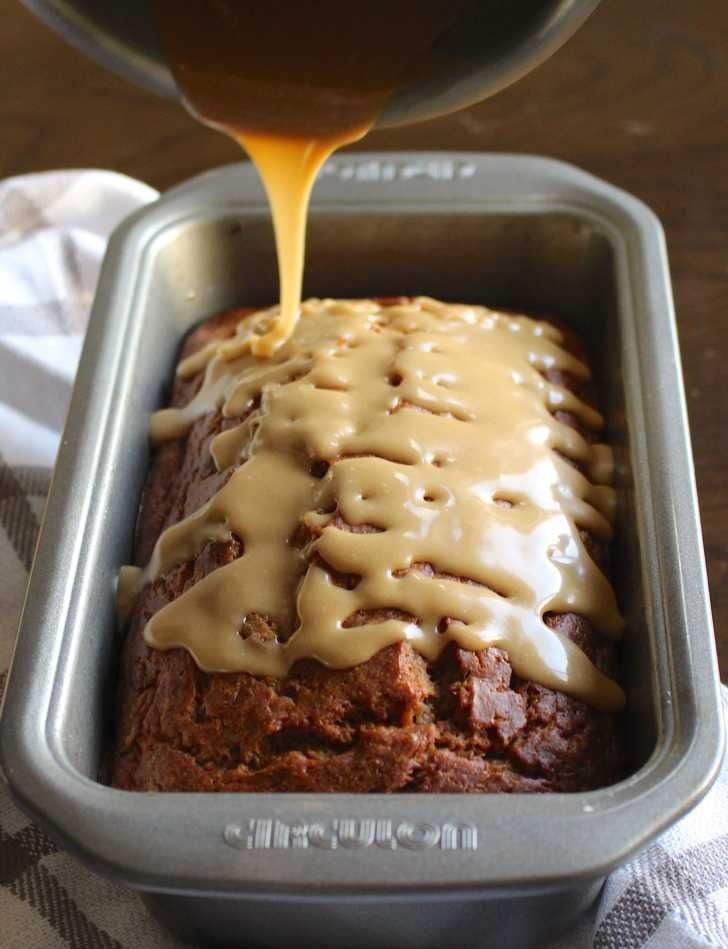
[0,170,726,949]
[0,169,157,467]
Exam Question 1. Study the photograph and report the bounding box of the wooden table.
[4,0,727,675]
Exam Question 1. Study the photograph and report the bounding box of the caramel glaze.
[119,298,625,713]
[152,0,463,355]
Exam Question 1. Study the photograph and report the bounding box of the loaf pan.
[1,153,723,949]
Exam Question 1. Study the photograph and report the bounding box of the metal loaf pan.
[0,153,723,949]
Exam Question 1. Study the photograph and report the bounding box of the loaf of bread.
[111,298,623,792]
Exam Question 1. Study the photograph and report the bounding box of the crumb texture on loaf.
[111,298,623,793]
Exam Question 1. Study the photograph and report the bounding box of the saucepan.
[22,0,602,126]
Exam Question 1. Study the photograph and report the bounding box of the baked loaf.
[111,299,622,792]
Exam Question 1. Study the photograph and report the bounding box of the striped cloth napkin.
[0,170,727,949]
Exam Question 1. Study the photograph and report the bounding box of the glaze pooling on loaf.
[119,298,625,713]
